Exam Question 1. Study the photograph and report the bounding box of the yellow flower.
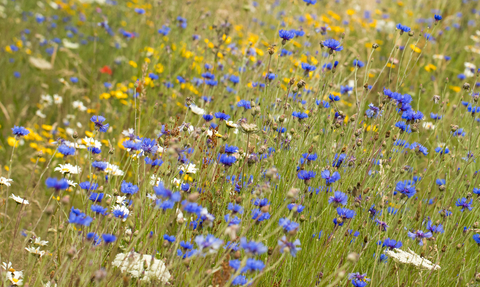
[410,44,421,53]
[7,137,19,147]
[129,60,138,68]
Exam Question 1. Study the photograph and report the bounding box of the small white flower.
[105,163,124,176]
[225,121,238,128]
[0,177,13,186]
[176,208,184,223]
[72,100,87,111]
[9,194,29,205]
[25,246,46,257]
[81,137,102,148]
[67,180,77,187]
[116,196,127,205]
[53,94,63,104]
[65,128,74,136]
[33,237,49,246]
[40,94,53,106]
[36,110,46,118]
[433,54,444,60]
[422,122,435,130]
[385,248,440,270]
[147,193,157,201]
[54,164,81,175]
[189,105,205,115]
[122,128,135,138]
[179,163,198,174]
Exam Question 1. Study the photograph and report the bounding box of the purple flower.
[407,230,432,245]
[321,170,341,185]
[328,191,348,206]
[278,235,301,257]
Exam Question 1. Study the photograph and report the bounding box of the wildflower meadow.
[1,0,480,286]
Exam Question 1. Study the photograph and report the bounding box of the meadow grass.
[0,0,480,286]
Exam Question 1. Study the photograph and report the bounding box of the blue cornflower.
[265,73,276,81]
[435,179,446,186]
[340,85,353,95]
[434,14,442,21]
[323,39,343,53]
[474,188,480,195]
[303,0,316,5]
[300,153,318,164]
[224,144,239,154]
[58,144,75,157]
[396,23,411,33]
[292,111,308,120]
[321,170,340,185]
[121,181,138,195]
[430,113,442,120]
[452,128,465,137]
[426,220,444,234]
[278,235,301,257]
[154,182,181,202]
[158,25,171,36]
[232,275,249,286]
[279,29,295,43]
[156,199,175,210]
[230,258,265,273]
[69,207,93,226]
[374,219,389,231]
[329,94,340,102]
[237,100,251,110]
[434,147,449,154]
[203,114,214,122]
[90,116,109,132]
[86,232,102,246]
[88,147,102,154]
[395,180,416,198]
[252,209,271,221]
[382,238,402,250]
[365,104,381,119]
[297,170,316,182]
[473,234,480,244]
[332,153,346,167]
[11,126,30,137]
[182,200,203,215]
[280,49,292,56]
[219,154,237,166]
[163,234,176,243]
[279,218,299,232]
[91,205,108,215]
[353,59,365,68]
[102,234,116,244]
[205,79,218,86]
[328,191,348,206]
[456,198,473,212]
[140,138,158,155]
[89,192,104,203]
[178,183,190,193]
[337,207,355,219]
[227,203,244,214]
[407,230,432,245]
[79,181,98,190]
[301,62,316,75]
[214,112,230,121]
[195,234,223,253]
[224,214,241,226]
[145,157,163,167]
[287,203,305,213]
[123,140,142,151]
[45,178,69,191]
[229,75,240,85]
[239,237,267,255]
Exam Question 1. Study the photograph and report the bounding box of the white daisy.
[189,105,205,115]
[122,128,135,138]
[53,94,63,104]
[105,163,124,176]
[422,122,435,130]
[0,177,13,186]
[40,94,53,106]
[33,237,49,246]
[179,163,198,174]
[72,100,87,111]
[67,180,77,187]
[54,164,81,175]
[81,137,102,149]
[9,194,29,205]
[25,246,45,257]
[36,110,46,118]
